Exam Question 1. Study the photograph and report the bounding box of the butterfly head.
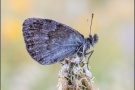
[87,34,98,47]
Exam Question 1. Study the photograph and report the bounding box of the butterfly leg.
[85,50,94,70]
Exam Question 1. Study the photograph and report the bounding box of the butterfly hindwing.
[22,18,85,65]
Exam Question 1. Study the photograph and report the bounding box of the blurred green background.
[1,0,134,90]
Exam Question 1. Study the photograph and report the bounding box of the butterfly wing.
[22,18,85,65]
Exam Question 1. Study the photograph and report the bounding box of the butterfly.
[22,14,98,65]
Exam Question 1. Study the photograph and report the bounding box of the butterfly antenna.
[87,19,90,35]
[89,13,94,35]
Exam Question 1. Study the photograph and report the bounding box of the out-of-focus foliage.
[1,0,134,90]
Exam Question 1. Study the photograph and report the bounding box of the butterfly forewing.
[22,18,85,65]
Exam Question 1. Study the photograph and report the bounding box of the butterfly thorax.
[77,34,98,57]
